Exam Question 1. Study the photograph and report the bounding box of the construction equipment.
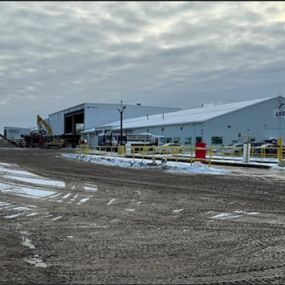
[20,115,77,149]
[0,134,19,148]
[34,115,64,148]
[37,115,53,136]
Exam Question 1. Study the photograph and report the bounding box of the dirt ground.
[1,148,285,284]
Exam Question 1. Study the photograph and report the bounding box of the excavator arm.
[37,115,53,136]
[36,115,64,149]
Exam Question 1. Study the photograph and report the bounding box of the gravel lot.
[1,148,285,284]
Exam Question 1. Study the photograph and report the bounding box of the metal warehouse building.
[3,127,31,141]
[48,103,180,138]
[100,96,285,146]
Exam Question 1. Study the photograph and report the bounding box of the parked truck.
[98,131,164,147]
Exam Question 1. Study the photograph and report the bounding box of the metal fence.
[75,144,285,166]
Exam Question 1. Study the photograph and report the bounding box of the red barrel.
[195,142,206,161]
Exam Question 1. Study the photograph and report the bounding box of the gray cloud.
[0,2,285,131]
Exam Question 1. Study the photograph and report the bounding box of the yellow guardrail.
[75,144,285,166]
[76,144,90,154]
[96,146,119,156]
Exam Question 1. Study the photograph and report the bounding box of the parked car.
[254,143,279,155]
[250,142,264,148]
[223,142,265,155]
[156,143,183,154]
[223,143,244,155]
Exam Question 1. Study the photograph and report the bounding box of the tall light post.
[117,100,126,146]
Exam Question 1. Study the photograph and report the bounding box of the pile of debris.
[0,135,18,148]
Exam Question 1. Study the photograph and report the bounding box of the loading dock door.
[64,110,84,135]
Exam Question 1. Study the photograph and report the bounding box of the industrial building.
[97,96,285,146]
[48,103,180,143]
[3,127,31,141]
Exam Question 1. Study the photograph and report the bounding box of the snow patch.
[77,197,90,204]
[210,211,259,220]
[20,231,48,268]
[10,206,31,211]
[52,216,63,221]
[49,193,61,199]
[0,163,12,167]
[173,209,184,213]
[107,198,116,206]
[84,184,98,192]
[63,193,72,199]
[62,154,229,175]
[211,213,241,220]
[5,175,65,188]
[26,212,38,217]
[0,183,56,199]
[5,213,23,219]
[70,194,78,201]
[0,165,38,177]
[271,165,285,170]
[24,256,47,268]
[21,235,35,249]
[0,201,11,208]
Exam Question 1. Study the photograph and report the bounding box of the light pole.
[117,100,126,145]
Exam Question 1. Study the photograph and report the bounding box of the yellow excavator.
[37,115,64,148]
[37,115,53,136]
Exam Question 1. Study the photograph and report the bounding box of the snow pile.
[165,160,229,175]
[271,164,285,171]
[62,153,229,175]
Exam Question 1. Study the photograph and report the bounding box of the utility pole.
[117,100,126,145]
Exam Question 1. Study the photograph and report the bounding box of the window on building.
[211,136,223,145]
[166,137,172,143]
[196,137,203,143]
[173,137,180,144]
[9,129,20,134]
[184,137,192,145]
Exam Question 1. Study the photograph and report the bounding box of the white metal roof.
[49,103,179,116]
[81,128,96,134]
[105,96,278,130]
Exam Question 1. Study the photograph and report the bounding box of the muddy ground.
[1,148,285,284]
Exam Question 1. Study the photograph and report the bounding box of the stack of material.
[0,137,17,148]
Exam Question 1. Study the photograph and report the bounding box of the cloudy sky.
[1,2,285,131]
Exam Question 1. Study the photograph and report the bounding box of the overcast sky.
[1,2,285,131]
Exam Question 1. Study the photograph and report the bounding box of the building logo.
[273,102,285,119]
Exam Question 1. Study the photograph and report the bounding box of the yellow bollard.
[278,137,283,166]
[190,146,193,165]
[208,147,213,167]
[175,147,178,162]
[262,148,265,159]
[118,145,125,156]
